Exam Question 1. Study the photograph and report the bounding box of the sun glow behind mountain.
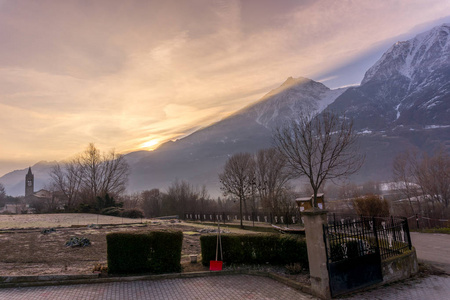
[1,0,450,176]
[140,139,160,151]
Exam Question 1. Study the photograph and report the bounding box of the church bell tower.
[25,167,34,197]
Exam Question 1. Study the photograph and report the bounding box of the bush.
[101,207,123,216]
[353,194,390,217]
[107,230,182,274]
[200,233,308,267]
[76,203,94,213]
[121,208,144,219]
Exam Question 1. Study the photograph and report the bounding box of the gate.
[323,218,383,297]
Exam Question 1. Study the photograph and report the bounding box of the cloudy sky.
[1,0,450,176]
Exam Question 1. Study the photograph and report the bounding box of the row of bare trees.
[220,112,364,227]
[393,147,450,218]
[219,149,295,226]
[49,143,129,211]
[117,181,234,218]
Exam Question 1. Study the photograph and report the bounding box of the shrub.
[101,207,123,216]
[285,263,303,274]
[76,203,94,213]
[107,230,182,274]
[121,208,144,219]
[353,194,390,217]
[200,233,308,267]
[147,231,183,273]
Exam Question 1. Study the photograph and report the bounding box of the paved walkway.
[410,232,450,274]
[344,275,450,299]
[0,273,449,300]
[0,275,316,300]
[1,231,449,299]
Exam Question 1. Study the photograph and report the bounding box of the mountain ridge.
[1,23,449,197]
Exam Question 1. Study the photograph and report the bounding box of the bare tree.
[219,152,254,228]
[141,189,162,217]
[78,143,129,203]
[198,185,210,212]
[49,143,129,209]
[121,192,142,210]
[276,185,299,217]
[162,180,200,216]
[49,158,83,209]
[419,148,450,210]
[274,112,364,208]
[254,148,291,215]
[393,150,422,215]
[79,143,102,202]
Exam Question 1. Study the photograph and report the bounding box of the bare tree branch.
[274,111,364,208]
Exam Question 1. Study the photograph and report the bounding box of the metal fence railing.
[324,216,412,262]
[324,219,379,263]
[183,211,302,226]
[406,214,450,230]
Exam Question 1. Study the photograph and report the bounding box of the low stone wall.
[381,247,418,284]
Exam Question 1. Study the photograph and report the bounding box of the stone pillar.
[302,208,331,299]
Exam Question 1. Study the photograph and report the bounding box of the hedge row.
[200,234,308,267]
[106,230,183,274]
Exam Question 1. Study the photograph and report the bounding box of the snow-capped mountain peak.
[240,77,347,128]
[362,23,450,85]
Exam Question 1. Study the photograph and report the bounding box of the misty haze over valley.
[1,23,449,198]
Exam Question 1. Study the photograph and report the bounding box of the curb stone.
[0,269,312,294]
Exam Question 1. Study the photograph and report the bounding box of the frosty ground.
[0,213,309,284]
[0,214,209,276]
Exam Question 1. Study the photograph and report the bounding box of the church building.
[23,167,66,212]
[25,167,34,197]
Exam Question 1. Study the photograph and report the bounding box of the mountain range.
[2,23,449,197]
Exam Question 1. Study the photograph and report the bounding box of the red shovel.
[210,223,223,271]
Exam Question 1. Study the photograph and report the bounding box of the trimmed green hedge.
[200,234,308,267]
[107,230,183,274]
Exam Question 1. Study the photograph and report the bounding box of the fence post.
[302,208,331,299]
[372,216,381,258]
[391,216,397,241]
[286,212,289,228]
[404,217,412,250]
[416,214,419,230]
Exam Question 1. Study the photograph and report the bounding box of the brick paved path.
[343,275,450,299]
[0,275,316,300]
[1,273,449,299]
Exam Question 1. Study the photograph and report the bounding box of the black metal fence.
[332,213,450,231]
[183,211,302,226]
[324,216,412,262]
[324,218,379,263]
[406,214,450,231]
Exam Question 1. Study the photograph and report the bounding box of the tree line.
[393,147,450,219]
[1,111,447,222]
[42,143,129,213]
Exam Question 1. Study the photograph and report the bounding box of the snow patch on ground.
[358,129,372,134]
[424,124,450,129]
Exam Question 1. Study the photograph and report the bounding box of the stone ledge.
[382,247,419,284]
[0,268,312,294]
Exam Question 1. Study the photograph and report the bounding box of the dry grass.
[0,213,146,229]
[0,214,298,277]
[0,214,209,276]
